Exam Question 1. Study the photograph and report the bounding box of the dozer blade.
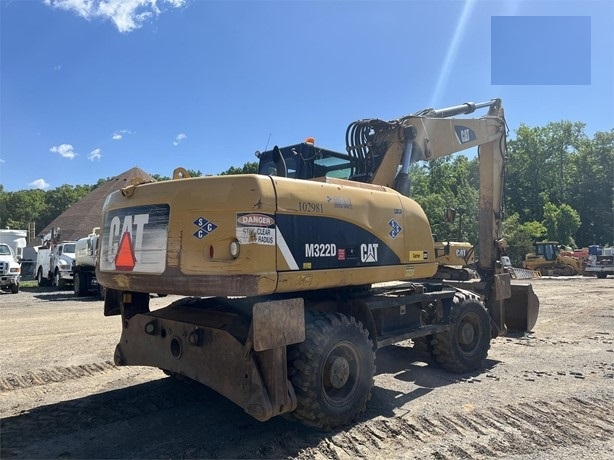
[504,283,540,332]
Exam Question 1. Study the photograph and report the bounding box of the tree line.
[0,122,611,266]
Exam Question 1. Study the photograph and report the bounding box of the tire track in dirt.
[0,361,117,392]
[1,382,612,459]
[305,395,614,459]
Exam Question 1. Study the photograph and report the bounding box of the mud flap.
[504,284,540,332]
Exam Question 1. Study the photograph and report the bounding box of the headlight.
[10,267,20,273]
[230,240,241,259]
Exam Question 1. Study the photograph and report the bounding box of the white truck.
[36,241,77,288]
[585,245,614,279]
[0,229,27,261]
[0,243,21,294]
[73,229,104,297]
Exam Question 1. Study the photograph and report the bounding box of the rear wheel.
[596,272,608,279]
[74,272,88,296]
[432,298,491,373]
[53,270,66,289]
[561,264,576,276]
[37,268,50,287]
[287,312,375,430]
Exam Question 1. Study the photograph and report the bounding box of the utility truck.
[0,229,27,261]
[0,243,21,293]
[97,98,539,430]
[36,229,76,288]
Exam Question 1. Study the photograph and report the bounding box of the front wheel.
[10,283,19,294]
[432,298,491,373]
[287,312,375,431]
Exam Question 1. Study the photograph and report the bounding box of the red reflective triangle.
[115,231,136,271]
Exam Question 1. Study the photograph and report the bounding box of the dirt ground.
[1,277,613,459]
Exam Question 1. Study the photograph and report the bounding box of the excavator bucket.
[504,284,540,332]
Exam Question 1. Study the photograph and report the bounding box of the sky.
[1,0,612,192]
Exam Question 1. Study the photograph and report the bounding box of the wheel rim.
[54,272,60,287]
[457,311,483,355]
[321,341,361,407]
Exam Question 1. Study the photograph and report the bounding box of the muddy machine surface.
[97,99,539,430]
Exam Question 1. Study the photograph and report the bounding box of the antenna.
[263,133,271,153]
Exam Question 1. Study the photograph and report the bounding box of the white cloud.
[29,179,50,190]
[173,132,187,146]
[112,129,133,140]
[50,144,77,159]
[0,158,5,164]
[89,148,102,161]
[44,0,187,33]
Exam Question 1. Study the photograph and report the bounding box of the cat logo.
[360,243,379,263]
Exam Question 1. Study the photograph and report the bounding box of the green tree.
[219,162,258,175]
[506,121,586,223]
[567,129,613,246]
[410,156,479,245]
[503,213,547,266]
[40,184,92,228]
[0,189,47,231]
[541,202,581,246]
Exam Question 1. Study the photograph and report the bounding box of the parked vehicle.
[585,245,614,279]
[97,98,539,430]
[36,229,76,289]
[0,243,21,293]
[73,228,104,298]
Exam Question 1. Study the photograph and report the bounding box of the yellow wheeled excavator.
[97,98,539,430]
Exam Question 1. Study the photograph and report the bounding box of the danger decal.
[236,213,276,245]
[99,204,169,274]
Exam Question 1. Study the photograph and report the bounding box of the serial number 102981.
[299,202,323,213]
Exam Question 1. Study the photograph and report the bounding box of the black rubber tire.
[37,268,50,287]
[432,298,491,373]
[561,264,576,276]
[99,285,107,301]
[596,272,608,279]
[74,272,88,296]
[287,312,375,431]
[10,283,19,294]
[412,335,435,362]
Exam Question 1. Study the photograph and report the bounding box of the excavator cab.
[257,141,355,180]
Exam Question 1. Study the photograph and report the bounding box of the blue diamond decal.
[388,219,402,238]
[193,217,218,239]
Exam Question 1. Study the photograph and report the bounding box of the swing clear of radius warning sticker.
[236,213,275,245]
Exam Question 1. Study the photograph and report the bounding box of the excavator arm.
[346,99,506,274]
[344,98,537,332]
